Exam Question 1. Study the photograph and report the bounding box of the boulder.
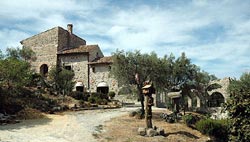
[129,111,137,117]
[138,127,146,136]
[52,106,61,112]
[157,128,165,136]
[0,113,4,118]
[147,128,157,137]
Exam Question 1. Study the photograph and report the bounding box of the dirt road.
[0,108,133,142]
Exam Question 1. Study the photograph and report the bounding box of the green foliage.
[195,118,229,141]
[69,91,89,101]
[111,50,218,111]
[108,91,116,99]
[182,114,200,126]
[0,50,4,59]
[0,47,36,114]
[88,92,109,104]
[225,73,250,141]
[0,58,32,89]
[6,47,36,61]
[206,83,222,91]
[48,67,75,95]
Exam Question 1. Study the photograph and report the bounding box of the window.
[96,52,99,58]
[92,67,95,73]
[64,65,72,70]
[40,64,48,76]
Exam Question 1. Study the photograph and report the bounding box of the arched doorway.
[75,82,84,92]
[208,92,225,107]
[40,64,48,76]
[97,82,109,94]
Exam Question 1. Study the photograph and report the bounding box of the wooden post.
[145,95,153,128]
[142,83,155,129]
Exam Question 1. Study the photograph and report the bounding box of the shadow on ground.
[166,131,200,139]
[0,117,52,131]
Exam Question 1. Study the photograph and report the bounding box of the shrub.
[17,108,45,120]
[195,118,229,141]
[182,114,199,127]
[108,91,116,99]
[225,73,250,141]
[88,96,96,103]
[69,91,90,101]
[87,92,109,104]
[96,98,103,105]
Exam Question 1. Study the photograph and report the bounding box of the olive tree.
[225,73,250,141]
[48,67,75,96]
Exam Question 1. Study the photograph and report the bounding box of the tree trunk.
[137,84,145,115]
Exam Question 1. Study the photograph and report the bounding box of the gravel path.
[0,108,135,142]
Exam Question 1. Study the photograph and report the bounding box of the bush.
[87,92,109,104]
[195,118,229,141]
[69,91,88,101]
[225,73,250,141]
[88,96,96,103]
[108,91,116,99]
[182,114,199,127]
[16,108,45,120]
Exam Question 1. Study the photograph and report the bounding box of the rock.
[157,128,165,136]
[138,127,146,136]
[129,111,137,117]
[147,128,157,137]
[52,106,61,112]
[0,113,4,118]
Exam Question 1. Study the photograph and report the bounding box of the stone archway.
[40,64,48,76]
[208,92,225,107]
[75,82,84,92]
[97,82,109,94]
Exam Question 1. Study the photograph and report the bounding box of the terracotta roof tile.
[88,56,113,65]
[57,45,99,54]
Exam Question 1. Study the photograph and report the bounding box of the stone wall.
[58,53,89,89]
[21,27,59,73]
[21,25,118,94]
[88,45,104,62]
[57,27,86,51]
[208,77,230,101]
[89,64,118,93]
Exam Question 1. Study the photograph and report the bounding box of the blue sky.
[0,0,249,79]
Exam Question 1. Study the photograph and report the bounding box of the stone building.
[20,24,118,94]
[156,78,231,116]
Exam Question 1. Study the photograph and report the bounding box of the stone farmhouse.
[20,24,118,94]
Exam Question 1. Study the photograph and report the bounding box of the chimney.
[67,24,73,35]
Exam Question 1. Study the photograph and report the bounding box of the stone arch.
[97,82,109,94]
[75,82,84,92]
[208,92,225,107]
[40,64,48,76]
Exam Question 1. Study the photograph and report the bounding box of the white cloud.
[0,29,30,50]
[0,0,249,79]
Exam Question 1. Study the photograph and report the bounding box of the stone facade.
[208,77,230,101]
[89,63,118,93]
[20,27,59,73]
[20,24,118,94]
[58,53,89,88]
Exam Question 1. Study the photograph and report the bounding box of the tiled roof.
[57,45,99,54]
[88,56,113,65]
